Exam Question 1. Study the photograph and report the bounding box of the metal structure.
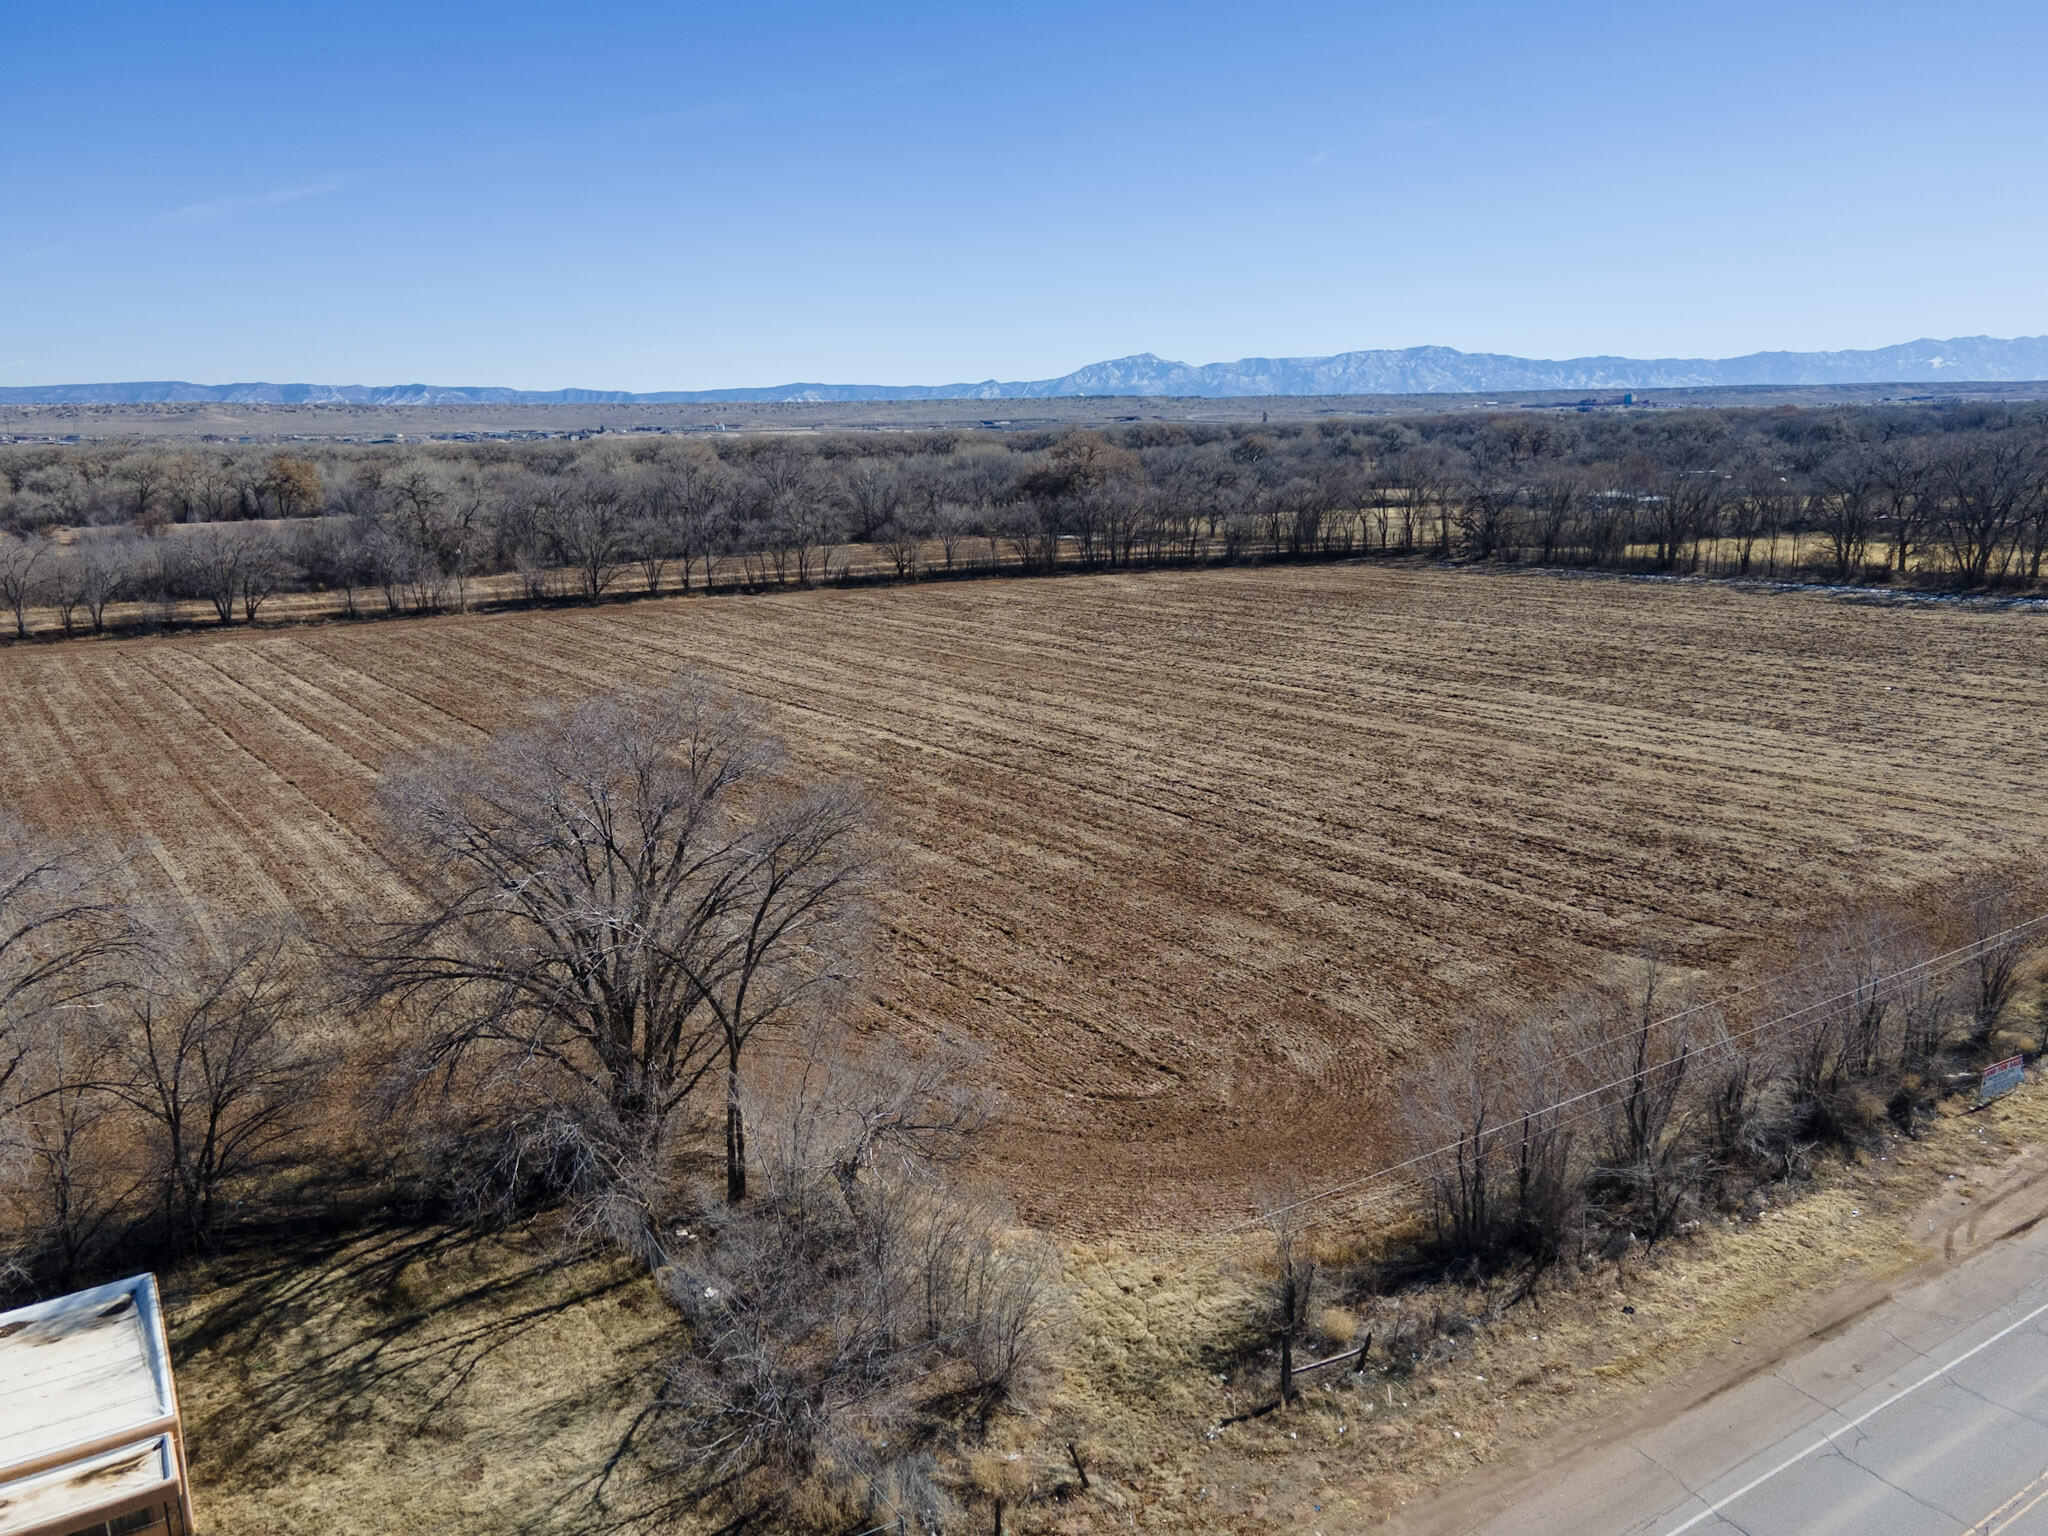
[0,1274,194,1536]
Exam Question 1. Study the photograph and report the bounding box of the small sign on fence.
[1980,1056,2026,1105]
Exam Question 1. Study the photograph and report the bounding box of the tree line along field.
[4,401,2048,651]
[3,561,2045,1233]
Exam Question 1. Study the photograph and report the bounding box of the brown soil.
[5,562,2045,1235]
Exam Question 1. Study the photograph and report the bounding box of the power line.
[1492,910,2048,1078]
[1168,909,2048,1254]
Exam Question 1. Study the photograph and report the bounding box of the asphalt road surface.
[1411,1180,2048,1536]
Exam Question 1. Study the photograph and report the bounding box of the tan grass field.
[4,562,2046,1234]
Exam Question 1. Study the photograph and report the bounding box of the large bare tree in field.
[363,677,867,1249]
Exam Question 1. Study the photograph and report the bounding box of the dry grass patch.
[168,1224,673,1536]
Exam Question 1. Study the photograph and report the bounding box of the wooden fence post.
[1066,1440,1090,1491]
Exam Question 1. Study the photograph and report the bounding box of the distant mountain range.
[7,335,2047,407]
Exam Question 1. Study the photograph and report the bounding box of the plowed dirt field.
[4,564,2044,1233]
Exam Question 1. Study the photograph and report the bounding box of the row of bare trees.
[0,821,314,1281]
[6,403,2048,642]
[1224,876,2044,1420]
[1404,877,2039,1292]
[0,524,305,635]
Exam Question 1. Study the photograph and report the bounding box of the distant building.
[0,1275,194,1536]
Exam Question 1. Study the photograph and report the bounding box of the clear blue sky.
[5,1,2046,390]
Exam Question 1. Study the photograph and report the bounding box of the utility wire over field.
[1138,907,2048,1263]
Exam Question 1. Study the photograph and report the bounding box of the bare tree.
[44,554,88,637]
[1872,437,1931,576]
[115,453,174,527]
[1258,1190,1317,1406]
[1961,874,2029,1049]
[1530,467,1585,566]
[878,514,926,580]
[167,451,240,525]
[76,535,135,634]
[1813,447,1881,579]
[840,460,903,543]
[237,529,293,623]
[1410,1016,1585,1281]
[629,495,677,597]
[933,502,978,571]
[182,522,253,624]
[0,534,48,639]
[102,924,313,1252]
[361,676,868,1241]
[2,1012,129,1283]
[0,818,143,1282]
[550,472,632,600]
[1582,966,1698,1247]
[1933,430,2039,585]
[1727,452,1791,576]
[650,449,730,595]
[0,817,140,1117]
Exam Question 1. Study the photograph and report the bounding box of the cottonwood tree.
[182,523,256,624]
[44,556,88,637]
[362,676,867,1251]
[1934,430,2040,584]
[166,452,240,525]
[641,448,730,594]
[258,453,323,520]
[102,923,313,1253]
[878,515,925,579]
[744,445,837,585]
[550,472,632,600]
[3,1013,128,1283]
[1872,438,1931,575]
[236,530,293,623]
[0,535,48,639]
[115,453,175,527]
[840,460,904,542]
[76,537,135,633]
[1814,447,1881,578]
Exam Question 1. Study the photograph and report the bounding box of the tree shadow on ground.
[168,1219,681,1535]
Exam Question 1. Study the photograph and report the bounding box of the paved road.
[1411,1181,2048,1536]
